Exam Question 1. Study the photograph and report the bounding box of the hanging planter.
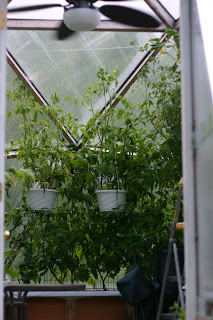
[95,189,127,212]
[26,188,58,211]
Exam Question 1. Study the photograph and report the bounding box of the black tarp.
[117,254,160,320]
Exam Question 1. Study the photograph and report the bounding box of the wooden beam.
[66,300,77,320]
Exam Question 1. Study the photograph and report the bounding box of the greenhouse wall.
[4,1,213,319]
[181,0,213,319]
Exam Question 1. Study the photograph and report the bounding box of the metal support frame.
[180,0,199,318]
[173,242,185,309]
[144,0,176,28]
[6,0,177,32]
[7,18,166,32]
[156,181,185,320]
[0,1,7,319]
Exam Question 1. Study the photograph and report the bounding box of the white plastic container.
[95,190,127,212]
[26,188,58,211]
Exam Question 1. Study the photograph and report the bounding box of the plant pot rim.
[95,189,127,193]
[28,188,58,193]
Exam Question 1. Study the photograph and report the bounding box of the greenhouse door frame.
[181,0,213,319]
[0,0,7,319]
[1,1,213,320]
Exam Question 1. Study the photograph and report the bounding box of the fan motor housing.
[63,6,101,31]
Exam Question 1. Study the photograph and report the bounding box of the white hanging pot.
[26,188,58,211]
[95,189,127,212]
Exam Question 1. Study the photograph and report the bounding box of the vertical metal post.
[180,0,198,318]
[173,242,184,308]
[156,183,183,320]
[0,1,7,319]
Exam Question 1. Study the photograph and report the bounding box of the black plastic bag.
[117,253,160,320]
[117,263,148,305]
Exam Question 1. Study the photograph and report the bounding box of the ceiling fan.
[7,0,161,40]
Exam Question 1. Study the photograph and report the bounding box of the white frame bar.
[180,0,198,318]
[0,1,7,318]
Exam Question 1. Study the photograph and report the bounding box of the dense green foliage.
[5,33,182,288]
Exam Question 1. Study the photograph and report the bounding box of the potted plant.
[6,80,74,211]
[92,117,128,212]
[78,67,153,212]
[78,67,133,212]
[93,125,128,212]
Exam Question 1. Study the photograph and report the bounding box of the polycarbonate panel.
[5,66,23,146]
[6,30,162,126]
[191,1,213,314]
[5,157,24,213]
[6,65,60,148]
[158,0,180,19]
[114,40,179,128]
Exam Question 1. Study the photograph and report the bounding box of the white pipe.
[0,1,7,319]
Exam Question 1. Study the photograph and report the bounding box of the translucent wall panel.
[6,65,59,147]
[6,30,161,126]
[181,0,213,317]
[5,65,27,210]
[5,66,23,146]
[158,0,180,19]
[192,4,213,317]
[5,158,23,213]
[114,40,179,128]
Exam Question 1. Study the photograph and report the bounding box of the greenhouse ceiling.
[6,0,180,147]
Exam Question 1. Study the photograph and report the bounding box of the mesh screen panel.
[6,30,161,126]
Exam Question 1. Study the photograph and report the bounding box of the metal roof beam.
[7,18,166,32]
[144,0,176,29]
[175,18,180,31]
